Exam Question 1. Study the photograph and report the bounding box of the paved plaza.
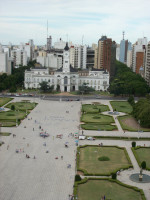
[0,98,150,200]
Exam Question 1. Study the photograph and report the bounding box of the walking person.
[7,145,9,150]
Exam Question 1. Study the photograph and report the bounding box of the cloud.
[0,0,150,45]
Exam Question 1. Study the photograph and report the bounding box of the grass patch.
[110,101,133,114]
[81,123,117,131]
[75,178,145,200]
[132,147,150,170]
[0,97,13,107]
[118,115,150,132]
[0,132,11,136]
[78,145,132,175]
[82,104,110,113]
[81,113,114,124]
[0,120,16,127]
[93,136,150,141]
[0,111,27,120]
[6,102,37,111]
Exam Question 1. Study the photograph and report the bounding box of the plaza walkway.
[0,98,150,199]
[0,98,80,200]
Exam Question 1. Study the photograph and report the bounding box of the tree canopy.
[78,83,95,94]
[0,60,36,92]
[39,81,54,93]
[109,61,150,96]
[132,98,150,128]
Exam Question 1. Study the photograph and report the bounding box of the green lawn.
[78,146,131,175]
[81,113,114,124]
[0,97,13,107]
[118,115,150,132]
[0,110,28,127]
[0,132,11,136]
[6,102,37,111]
[82,104,110,113]
[110,101,133,114]
[0,111,27,120]
[77,179,142,200]
[133,147,150,170]
[81,123,117,131]
[0,120,16,127]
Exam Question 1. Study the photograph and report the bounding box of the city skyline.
[0,0,150,45]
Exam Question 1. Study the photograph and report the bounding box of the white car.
[87,137,95,140]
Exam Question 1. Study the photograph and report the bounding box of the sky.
[0,0,150,46]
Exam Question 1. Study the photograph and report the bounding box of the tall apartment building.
[145,42,150,86]
[24,39,34,61]
[86,48,95,69]
[97,36,111,69]
[11,49,27,67]
[127,50,132,68]
[0,44,13,74]
[132,37,147,73]
[69,45,87,69]
[136,51,144,74]
[47,35,52,51]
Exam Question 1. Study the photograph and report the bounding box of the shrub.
[98,156,110,161]
[11,105,15,111]
[112,173,117,179]
[75,174,82,182]
[132,141,136,147]
[99,108,101,113]
[141,161,146,169]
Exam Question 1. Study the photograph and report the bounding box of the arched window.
[64,76,68,85]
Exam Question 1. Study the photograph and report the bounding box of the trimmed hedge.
[73,177,146,200]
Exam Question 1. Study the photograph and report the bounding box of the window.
[65,61,68,63]
[64,76,68,85]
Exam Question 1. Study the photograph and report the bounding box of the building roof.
[64,42,69,51]
[56,65,78,73]
[99,36,107,41]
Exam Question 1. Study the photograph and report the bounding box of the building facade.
[24,43,109,92]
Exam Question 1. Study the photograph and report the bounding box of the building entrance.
[64,86,67,92]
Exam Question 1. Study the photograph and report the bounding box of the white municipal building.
[24,43,109,92]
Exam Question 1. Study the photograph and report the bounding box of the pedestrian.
[7,145,9,150]
[104,195,105,200]
[33,128,34,131]
[82,130,84,135]
[61,156,63,160]
[27,143,29,147]
[33,156,36,159]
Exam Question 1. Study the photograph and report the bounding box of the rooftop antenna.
[123,31,125,40]
[47,20,48,38]
[82,35,84,46]
[66,34,68,42]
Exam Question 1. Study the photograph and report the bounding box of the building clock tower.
[63,42,70,73]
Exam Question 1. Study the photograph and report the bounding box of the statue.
[140,168,143,175]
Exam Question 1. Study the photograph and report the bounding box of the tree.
[11,105,15,111]
[39,81,54,93]
[79,83,95,94]
[75,174,81,182]
[109,60,150,96]
[132,98,150,128]
[141,161,146,169]
[132,141,136,147]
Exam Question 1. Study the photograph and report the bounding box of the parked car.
[87,137,95,140]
